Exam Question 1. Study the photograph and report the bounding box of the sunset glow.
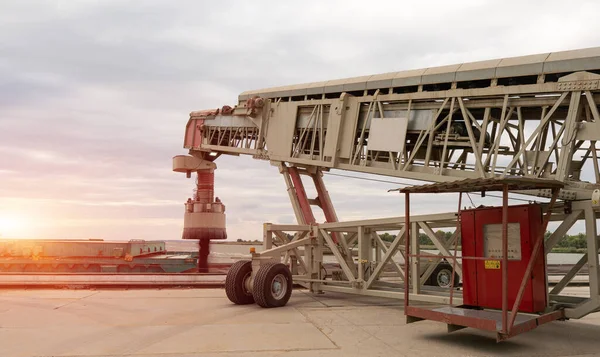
[0,213,27,238]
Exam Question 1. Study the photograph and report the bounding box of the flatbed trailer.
[0,239,198,273]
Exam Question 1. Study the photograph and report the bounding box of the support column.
[287,166,316,224]
[358,226,366,282]
[312,170,341,244]
[501,185,508,334]
[556,91,582,181]
[585,204,600,299]
[411,222,421,294]
[263,223,273,250]
[404,192,410,309]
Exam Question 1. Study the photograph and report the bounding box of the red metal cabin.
[461,204,546,313]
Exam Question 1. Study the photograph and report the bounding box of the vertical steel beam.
[449,192,462,306]
[358,226,366,282]
[508,188,559,332]
[288,166,316,224]
[263,223,273,250]
[457,98,484,176]
[501,185,509,334]
[411,222,420,294]
[404,192,410,309]
[585,204,600,299]
[556,92,582,181]
[439,98,456,174]
[312,171,340,243]
[491,95,510,173]
[281,166,305,224]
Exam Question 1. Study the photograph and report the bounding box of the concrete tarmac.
[1,288,600,357]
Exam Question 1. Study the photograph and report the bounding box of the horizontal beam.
[265,224,312,232]
[318,284,461,305]
[259,237,312,257]
[319,213,457,230]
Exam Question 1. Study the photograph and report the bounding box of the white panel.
[483,223,522,260]
[359,109,433,132]
[208,115,257,128]
[265,103,298,158]
[366,117,408,153]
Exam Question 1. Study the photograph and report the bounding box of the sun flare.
[0,213,27,238]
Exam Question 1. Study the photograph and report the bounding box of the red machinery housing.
[461,204,546,313]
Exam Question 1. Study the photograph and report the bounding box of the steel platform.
[406,305,565,341]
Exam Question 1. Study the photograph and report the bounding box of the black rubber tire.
[431,265,460,288]
[225,260,255,305]
[252,263,293,308]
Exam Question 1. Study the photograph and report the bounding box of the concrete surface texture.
[1,288,600,357]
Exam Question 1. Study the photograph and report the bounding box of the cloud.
[0,0,598,240]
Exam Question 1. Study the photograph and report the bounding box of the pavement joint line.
[296,297,404,353]
[295,307,341,350]
[342,308,411,354]
[298,290,329,307]
[53,290,100,310]
[296,297,409,354]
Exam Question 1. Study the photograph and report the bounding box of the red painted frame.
[403,185,560,341]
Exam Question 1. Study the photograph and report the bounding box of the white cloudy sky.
[1,0,599,240]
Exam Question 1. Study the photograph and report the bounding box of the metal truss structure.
[176,47,600,336]
[255,195,600,314]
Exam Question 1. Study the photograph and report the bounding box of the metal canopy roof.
[395,177,564,194]
[239,46,600,100]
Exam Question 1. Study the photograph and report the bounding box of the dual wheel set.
[225,260,293,308]
[225,260,460,307]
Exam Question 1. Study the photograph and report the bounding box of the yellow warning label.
[484,260,501,269]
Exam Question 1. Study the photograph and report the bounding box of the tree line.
[379,230,589,253]
[235,231,590,253]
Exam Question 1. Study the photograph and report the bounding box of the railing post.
[263,223,273,250]
[411,221,420,294]
[501,185,508,334]
[508,188,559,332]
[404,192,411,309]
[449,192,462,305]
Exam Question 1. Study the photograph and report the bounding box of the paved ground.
[1,288,600,357]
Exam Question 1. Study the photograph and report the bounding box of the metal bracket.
[538,189,576,201]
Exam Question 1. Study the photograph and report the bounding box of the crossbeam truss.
[180,53,600,334]
[186,71,600,201]
[256,199,600,320]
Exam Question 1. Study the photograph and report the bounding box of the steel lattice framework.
[175,47,600,338]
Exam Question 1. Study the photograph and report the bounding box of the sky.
[1,0,599,240]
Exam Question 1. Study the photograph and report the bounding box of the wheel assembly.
[225,260,254,305]
[252,263,293,308]
[432,265,459,289]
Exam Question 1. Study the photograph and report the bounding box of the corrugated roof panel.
[496,53,549,78]
[342,75,372,92]
[306,81,326,95]
[236,47,600,99]
[455,59,502,82]
[277,83,310,98]
[366,72,396,89]
[543,47,600,74]
[422,64,461,84]
[322,77,347,94]
[391,68,427,87]
[397,177,563,194]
